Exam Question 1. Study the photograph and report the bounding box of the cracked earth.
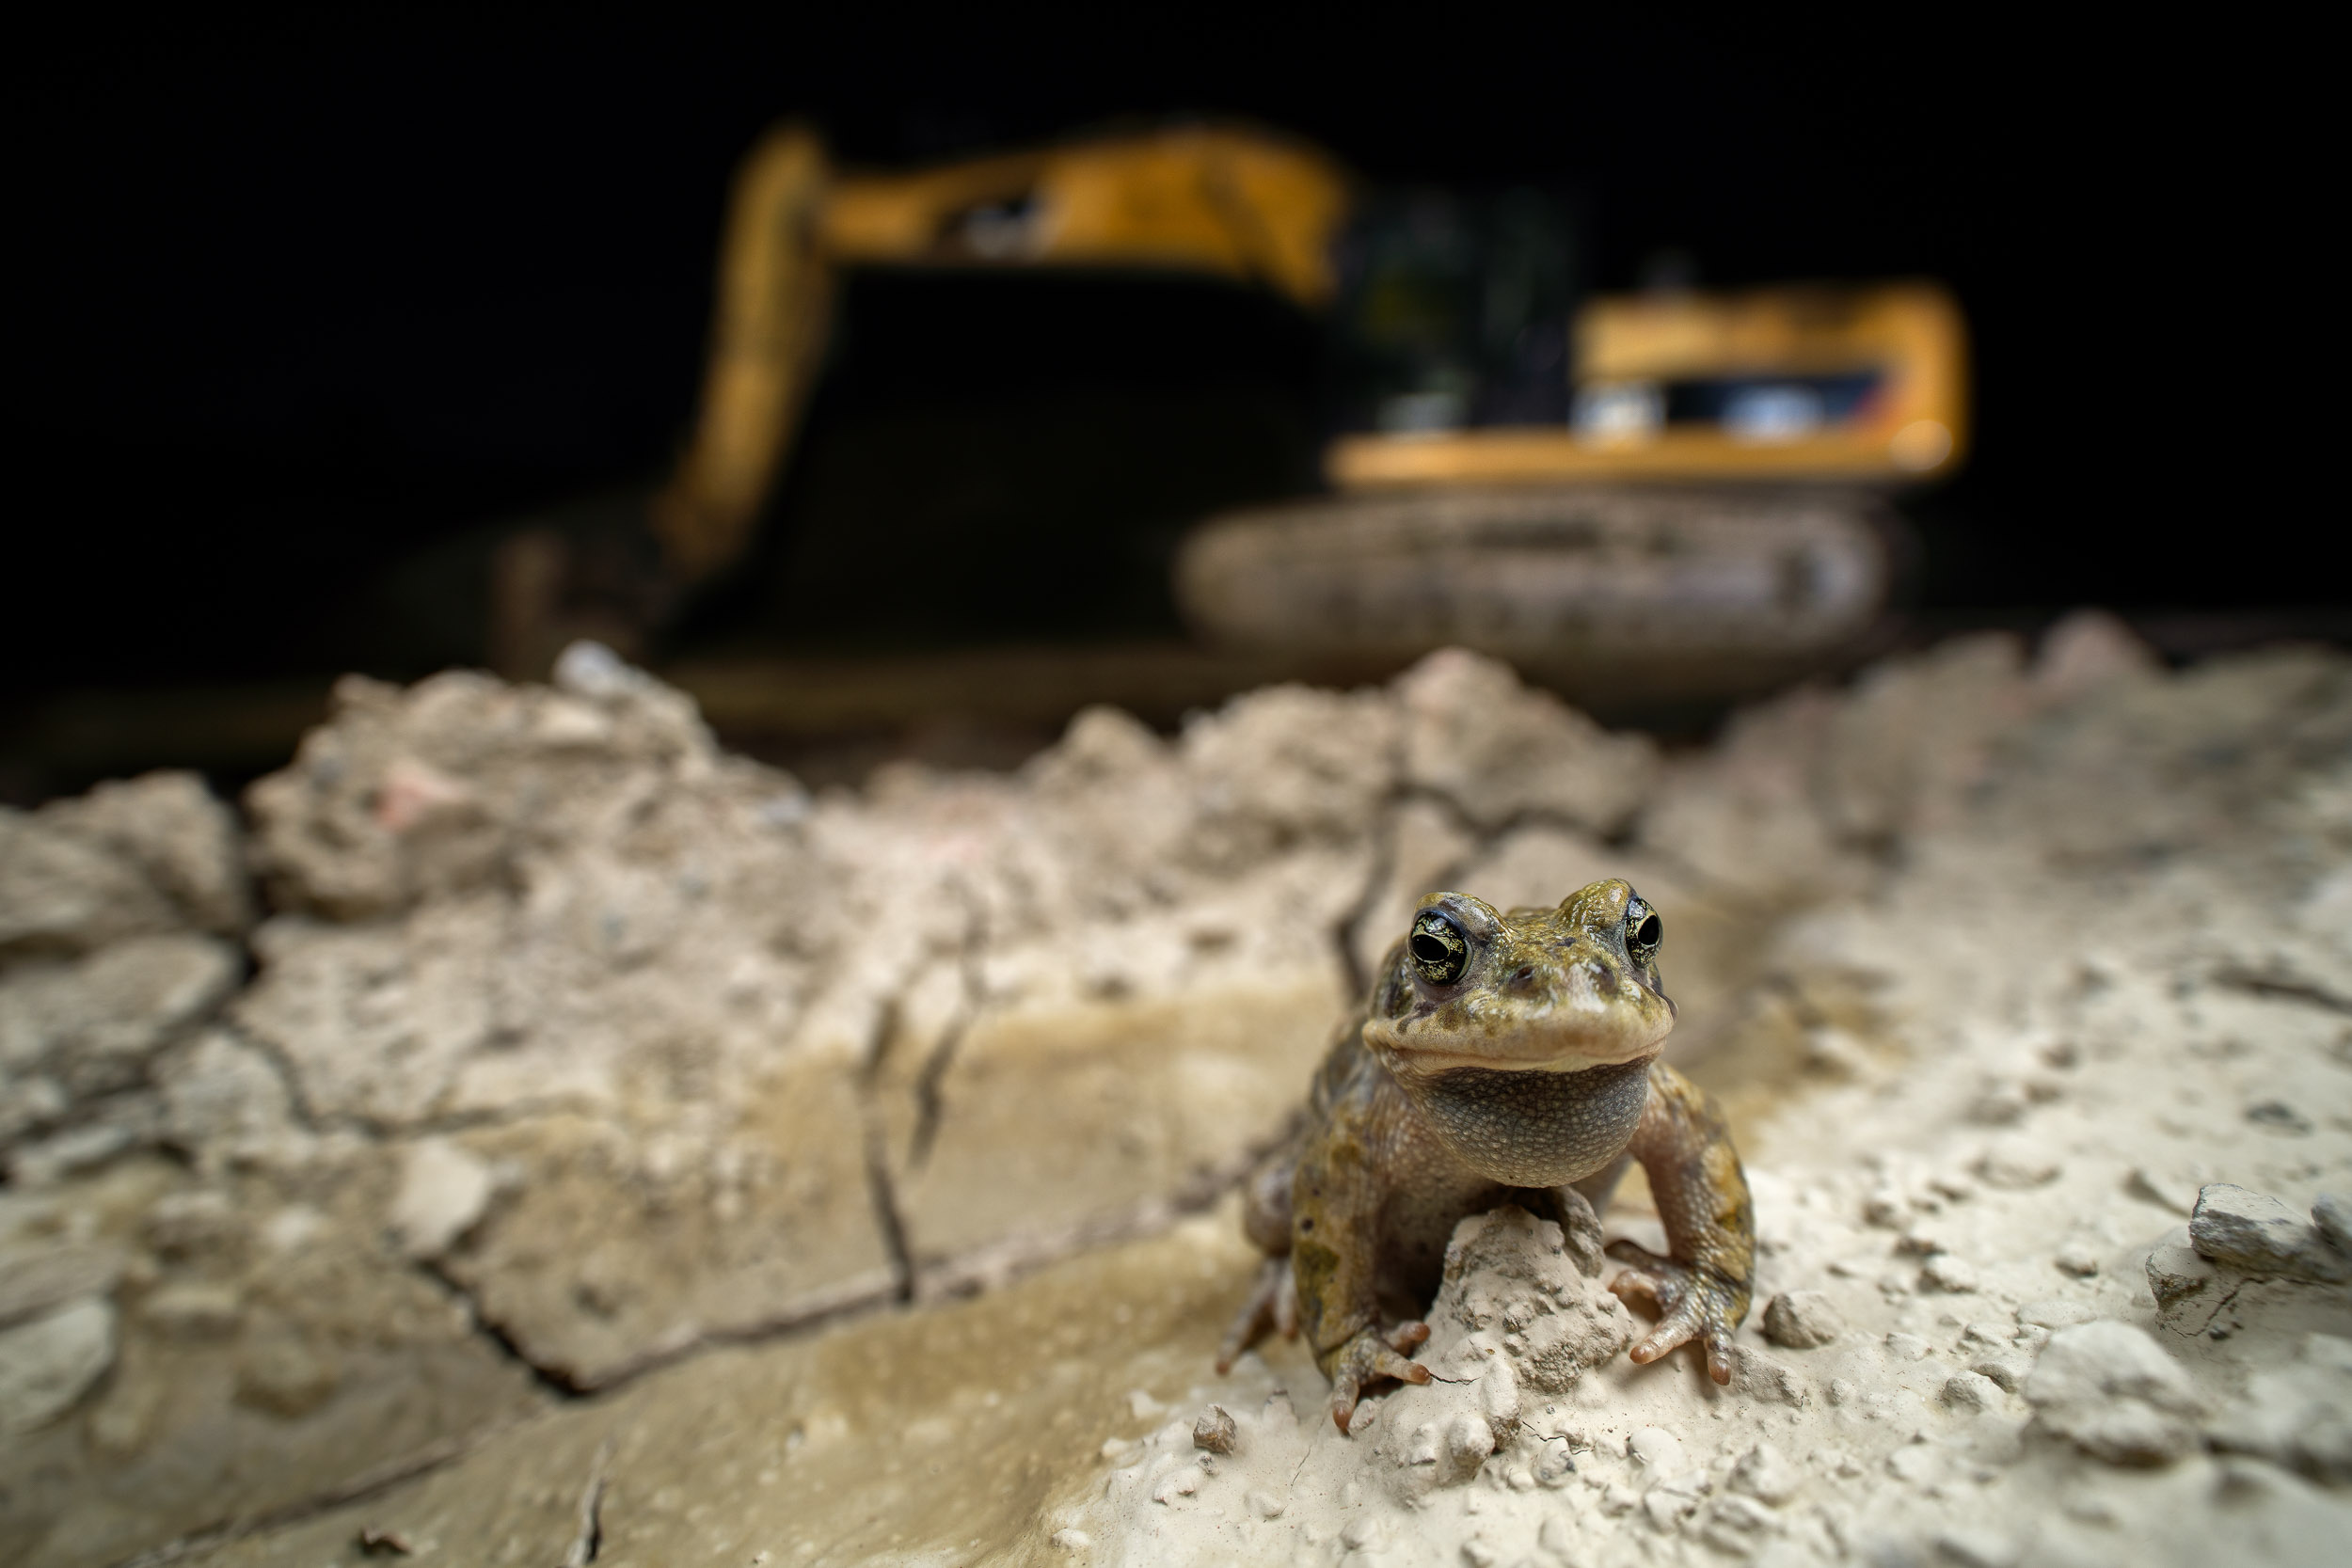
[4,619,2348,1566]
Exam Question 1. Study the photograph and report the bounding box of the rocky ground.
[2,618,2347,1567]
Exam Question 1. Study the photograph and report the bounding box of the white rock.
[1628,1425,1688,1476]
[1477,1357,1519,1432]
[155,1027,296,1155]
[1760,1290,1843,1349]
[1941,1370,2003,1412]
[2025,1321,2202,1465]
[1443,1412,1495,1475]
[1728,1441,1804,1505]
[1921,1254,1980,1293]
[0,1297,117,1433]
[1727,1345,1809,1405]
[389,1137,495,1259]
[1970,1356,2029,1393]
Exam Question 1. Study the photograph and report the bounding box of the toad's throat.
[1408,1056,1655,1187]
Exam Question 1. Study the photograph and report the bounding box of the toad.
[1219,879,1755,1430]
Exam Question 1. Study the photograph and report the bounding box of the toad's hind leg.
[1216,1256,1298,1373]
[1218,1138,1302,1372]
[1606,1060,1755,1384]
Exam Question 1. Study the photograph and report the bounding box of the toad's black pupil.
[1635,915,1661,947]
[1411,933,1449,964]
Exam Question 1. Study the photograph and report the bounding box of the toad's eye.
[1624,895,1662,964]
[1408,911,1471,985]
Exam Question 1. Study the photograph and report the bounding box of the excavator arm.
[648,122,1353,584]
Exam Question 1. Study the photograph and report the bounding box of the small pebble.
[1934,1526,2019,1568]
[2055,1242,2101,1277]
[1922,1255,1981,1293]
[2245,1101,2312,1134]
[1941,1371,2002,1412]
[1191,1404,1236,1454]
[1970,1357,2028,1393]
[1977,1140,2060,1190]
[1150,1466,1201,1505]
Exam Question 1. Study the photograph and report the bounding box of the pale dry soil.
[4,620,2348,1567]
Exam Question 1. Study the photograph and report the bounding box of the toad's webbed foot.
[1327,1321,1431,1433]
[1216,1257,1298,1373]
[1606,1240,1742,1384]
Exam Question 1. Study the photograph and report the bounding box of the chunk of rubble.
[389,1137,497,1259]
[2189,1182,2352,1283]
[1728,1440,1804,1505]
[34,771,253,937]
[1438,1204,1634,1397]
[1392,648,1658,834]
[0,1243,125,1329]
[2314,1193,2351,1256]
[2204,1332,2352,1483]
[0,1297,118,1434]
[0,934,241,1103]
[1761,1288,1844,1348]
[2025,1321,2203,1465]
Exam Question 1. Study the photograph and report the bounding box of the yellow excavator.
[527,119,1967,697]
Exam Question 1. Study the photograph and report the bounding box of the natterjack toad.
[1219,879,1755,1430]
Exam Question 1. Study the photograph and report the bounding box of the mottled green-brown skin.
[1218,879,1756,1431]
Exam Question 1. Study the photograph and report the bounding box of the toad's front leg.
[1608,1059,1755,1383]
[1290,1129,1430,1431]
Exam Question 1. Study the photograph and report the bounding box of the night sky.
[8,13,2321,698]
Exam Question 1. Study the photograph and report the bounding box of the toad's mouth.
[1363,1001,1674,1075]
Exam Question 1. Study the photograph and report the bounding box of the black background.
[7,10,2326,702]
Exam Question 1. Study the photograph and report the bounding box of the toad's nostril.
[1509,966,1535,989]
